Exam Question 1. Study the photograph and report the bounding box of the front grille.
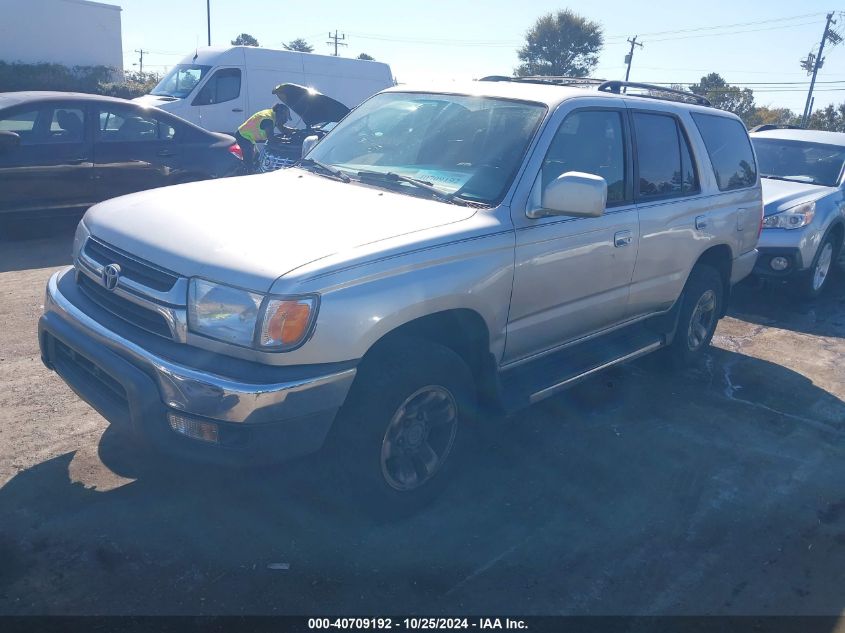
[84,238,179,292]
[53,337,128,407]
[259,149,296,172]
[78,273,173,339]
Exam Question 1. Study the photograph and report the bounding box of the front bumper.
[753,247,805,279]
[39,268,357,464]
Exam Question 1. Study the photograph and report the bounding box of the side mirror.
[0,130,20,152]
[301,135,319,158]
[527,171,607,219]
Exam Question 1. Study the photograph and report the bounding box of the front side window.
[308,92,546,205]
[151,64,211,98]
[193,68,242,105]
[0,109,40,144]
[692,113,757,191]
[634,112,699,200]
[47,107,85,143]
[752,138,845,187]
[541,109,627,205]
[98,107,171,143]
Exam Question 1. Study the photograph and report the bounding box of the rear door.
[191,67,244,133]
[93,103,182,200]
[0,102,94,214]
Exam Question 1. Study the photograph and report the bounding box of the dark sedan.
[0,91,245,223]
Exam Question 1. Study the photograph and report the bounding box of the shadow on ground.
[0,217,78,273]
[2,347,844,615]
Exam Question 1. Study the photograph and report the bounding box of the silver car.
[751,128,845,297]
[39,79,760,512]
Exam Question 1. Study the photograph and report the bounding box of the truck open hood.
[761,177,832,216]
[82,170,476,293]
[272,83,350,127]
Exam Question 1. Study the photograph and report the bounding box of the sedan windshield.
[753,138,845,187]
[151,64,211,98]
[307,92,547,205]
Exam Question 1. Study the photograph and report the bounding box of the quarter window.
[0,109,40,144]
[193,68,242,105]
[542,110,627,204]
[692,113,757,191]
[633,112,699,200]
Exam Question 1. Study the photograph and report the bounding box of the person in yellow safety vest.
[235,103,293,171]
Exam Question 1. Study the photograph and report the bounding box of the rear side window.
[193,68,242,105]
[633,112,699,200]
[692,113,757,191]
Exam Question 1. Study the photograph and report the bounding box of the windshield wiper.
[356,170,469,206]
[296,158,351,183]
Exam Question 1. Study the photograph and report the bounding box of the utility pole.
[326,30,347,56]
[624,36,643,84]
[206,0,211,46]
[134,49,146,74]
[801,12,839,127]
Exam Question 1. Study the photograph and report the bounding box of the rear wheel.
[328,338,475,517]
[665,265,724,368]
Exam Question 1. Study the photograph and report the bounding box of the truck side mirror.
[301,135,319,158]
[527,171,607,219]
[0,131,21,152]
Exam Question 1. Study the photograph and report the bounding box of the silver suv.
[750,128,845,297]
[39,79,761,511]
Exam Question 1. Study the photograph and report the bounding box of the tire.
[665,265,724,368]
[328,337,476,518]
[795,234,837,299]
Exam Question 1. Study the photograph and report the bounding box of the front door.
[0,102,94,214]
[505,105,639,364]
[192,67,245,134]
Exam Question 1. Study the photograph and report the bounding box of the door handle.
[614,230,633,247]
[232,108,244,113]
[67,157,88,164]
[695,215,709,230]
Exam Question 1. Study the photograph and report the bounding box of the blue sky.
[117,0,845,113]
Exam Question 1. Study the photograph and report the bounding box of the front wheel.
[328,338,475,517]
[796,236,836,299]
[665,265,724,368]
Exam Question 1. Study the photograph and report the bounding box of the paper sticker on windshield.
[411,170,473,193]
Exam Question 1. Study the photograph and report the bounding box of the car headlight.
[762,201,816,229]
[188,278,317,351]
[72,219,90,262]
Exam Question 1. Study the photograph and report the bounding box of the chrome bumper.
[42,268,356,426]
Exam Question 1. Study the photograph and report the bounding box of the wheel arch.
[691,243,733,316]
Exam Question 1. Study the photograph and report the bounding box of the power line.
[326,30,347,56]
[801,12,842,125]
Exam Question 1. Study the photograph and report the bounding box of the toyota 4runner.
[39,78,762,511]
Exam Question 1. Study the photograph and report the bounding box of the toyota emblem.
[102,263,121,291]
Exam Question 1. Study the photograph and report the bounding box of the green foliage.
[745,106,800,129]
[232,33,259,47]
[0,61,160,99]
[516,10,603,77]
[357,53,375,61]
[689,73,756,122]
[805,104,845,132]
[285,38,314,53]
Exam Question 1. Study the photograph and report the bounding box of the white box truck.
[134,46,394,133]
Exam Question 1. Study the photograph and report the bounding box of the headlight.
[762,201,816,229]
[188,278,317,351]
[72,219,90,261]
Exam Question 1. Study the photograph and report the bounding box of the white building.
[0,0,122,72]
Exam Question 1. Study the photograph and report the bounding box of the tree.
[689,73,756,123]
[515,10,603,77]
[357,53,375,61]
[285,38,314,53]
[231,33,259,47]
[745,106,800,129]
[807,104,844,132]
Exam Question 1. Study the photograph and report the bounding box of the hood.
[133,94,181,109]
[83,170,476,292]
[760,177,832,216]
[272,83,350,127]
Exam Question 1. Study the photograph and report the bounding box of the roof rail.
[748,124,804,132]
[597,81,712,107]
[480,75,607,87]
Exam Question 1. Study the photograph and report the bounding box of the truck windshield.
[307,92,547,205]
[753,138,845,187]
[151,64,212,98]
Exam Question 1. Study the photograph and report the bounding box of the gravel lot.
[1,224,844,615]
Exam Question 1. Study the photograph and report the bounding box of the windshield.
[151,64,211,98]
[753,137,845,187]
[307,92,547,205]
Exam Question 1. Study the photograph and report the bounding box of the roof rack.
[748,124,804,132]
[480,75,607,87]
[597,81,711,107]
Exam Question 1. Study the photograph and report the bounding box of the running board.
[498,321,666,413]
